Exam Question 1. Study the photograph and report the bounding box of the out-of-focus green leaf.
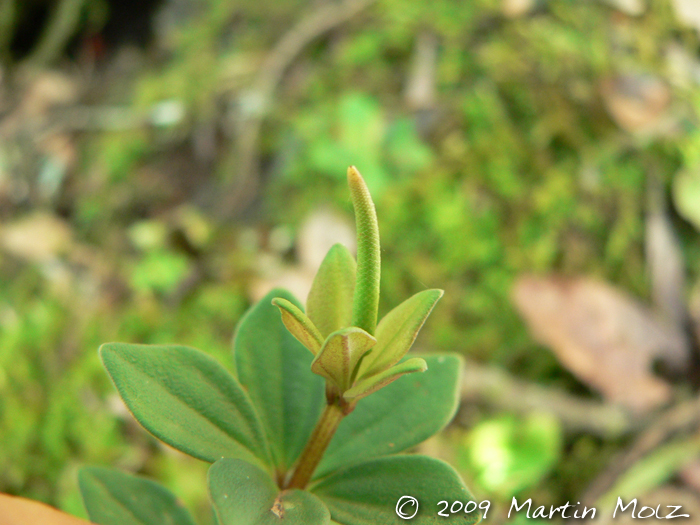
[598,435,700,508]
[385,118,433,174]
[130,250,190,294]
[672,170,700,231]
[79,467,196,525]
[209,459,330,525]
[461,413,562,498]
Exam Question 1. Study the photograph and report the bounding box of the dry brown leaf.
[513,276,688,412]
[0,493,91,525]
[19,71,79,118]
[680,459,700,496]
[0,213,74,262]
[601,74,671,134]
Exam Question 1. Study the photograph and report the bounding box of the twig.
[0,0,16,65]
[23,0,89,69]
[217,0,377,218]
[460,359,636,438]
[581,394,700,504]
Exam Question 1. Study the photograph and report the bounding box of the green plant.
[78,167,480,524]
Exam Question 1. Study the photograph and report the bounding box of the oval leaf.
[316,354,462,478]
[311,455,481,524]
[209,459,330,525]
[234,289,325,472]
[100,343,269,467]
[307,243,356,338]
[79,466,196,525]
[311,327,376,391]
[272,297,324,355]
[343,357,427,402]
[358,289,443,378]
[0,494,91,525]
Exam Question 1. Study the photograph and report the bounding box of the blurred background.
[2,0,700,523]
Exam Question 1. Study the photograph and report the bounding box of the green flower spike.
[273,166,443,408]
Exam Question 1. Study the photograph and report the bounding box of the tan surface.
[0,494,91,525]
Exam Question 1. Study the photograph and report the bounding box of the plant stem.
[285,402,344,489]
[24,0,88,68]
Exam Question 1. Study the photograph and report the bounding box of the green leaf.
[272,298,324,355]
[316,354,462,478]
[311,327,376,391]
[348,166,381,335]
[209,459,330,525]
[359,289,443,378]
[234,289,325,472]
[344,357,426,402]
[307,244,356,338]
[78,466,196,525]
[673,170,700,232]
[461,413,562,498]
[311,455,481,524]
[598,434,700,508]
[100,343,270,467]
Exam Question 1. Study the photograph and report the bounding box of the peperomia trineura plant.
[79,167,482,525]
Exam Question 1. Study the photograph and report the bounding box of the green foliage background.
[2,0,700,522]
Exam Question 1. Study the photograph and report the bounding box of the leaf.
[461,414,562,498]
[306,243,356,338]
[348,166,381,335]
[311,327,376,391]
[209,459,330,525]
[310,455,481,525]
[600,74,670,134]
[78,466,196,525]
[272,298,324,355]
[100,343,270,467]
[673,170,700,232]
[344,357,426,402]
[316,354,462,478]
[234,289,325,472]
[358,289,443,378]
[512,276,688,412]
[599,435,700,508]
[0,493,91,525]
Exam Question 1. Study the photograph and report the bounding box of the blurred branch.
[0,0,16,65]
[582,394,700,505]
[460,359,636,438]
[217,0,377,217]
[23,0,88,69]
